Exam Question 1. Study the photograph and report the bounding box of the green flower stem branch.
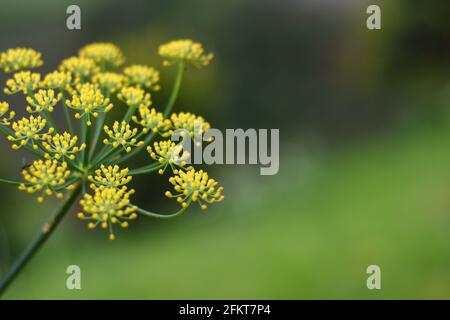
[123,104,137,124]
[0,184,81,296]
[135,203,189,219]
[163,60,185,117]
[83,123,91,166]
[129,162,164,176]
[42,110,56,131]
[0,178,27,185]
[61,93,74,135]
[89,113,106,161]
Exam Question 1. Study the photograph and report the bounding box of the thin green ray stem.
[163,60,185,117]
[0,178,25,186]
[134,202,189,219]
[0,184,81,296]
[43,110,57,131]
[61,93,74,135]
[83,122,91,166]
[89,113,106,161]
[89,92,110,161]
[114,60,185,165]
[66,158,84,173]
[123,104,137,124]
[92,144,112,165]
[128,162,163,176]
[89,147,116,170]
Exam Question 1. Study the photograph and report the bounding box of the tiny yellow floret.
[8,115,53,150]
[166,168,224,209]
[19,159,71,202]
[123,65,160,91]
[88,164,132,189]
[159,39,213,68]
[4,71,41,95]
[0,48,43,73]
[26,89,62,113]
[103,121,144,152]
[0,101,15,126]
[78,185,137,239]
[79,43,125,68]
[42,132,85,160]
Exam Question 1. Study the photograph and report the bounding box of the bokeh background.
[1,0,450,299]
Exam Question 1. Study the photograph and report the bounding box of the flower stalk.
[0,184,81,296]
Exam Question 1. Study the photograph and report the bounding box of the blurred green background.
[1,0,450,299]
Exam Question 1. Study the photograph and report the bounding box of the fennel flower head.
[0,39,223,240]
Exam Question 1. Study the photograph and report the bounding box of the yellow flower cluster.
[8,115,54,150]
[117,86,151,108]
[132,106,170,134]
[103,121,144,152]
[4,71,40,95]
[77,185,137,240]
[166,169,224,209]
[42,132,86,160]
[159,39,213,68]
[41,71,72,90]
[19,159,71,203]
[124,65,160,91]
[0,48,43,73]
[88,165,132,189]
[66,83,113,125]
[59,56,99,79]
[0,101,15,126]
[169,112,211,137]
[0,39,222,241]
[26,89,62,113]
[93,72,126,94]
[147,141,191,174]
[79,43,125,68]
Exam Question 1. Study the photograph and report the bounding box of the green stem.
[92,144,112,165]
[135,203,189,219]
[89,147,115,170]
[128,163,163,176]
[114,60,185,165]
[164,60,185,117]
[0,184,81,296]
[83,122,91,166]
[89,113,106,161]
[0,178,25,186]
[89,92,110,161]
[43,110,57,131]
[123,104,137,124]
[66,158,84,173]
[61,93,74,135]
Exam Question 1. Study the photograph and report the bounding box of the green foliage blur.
[1,0,450,299]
